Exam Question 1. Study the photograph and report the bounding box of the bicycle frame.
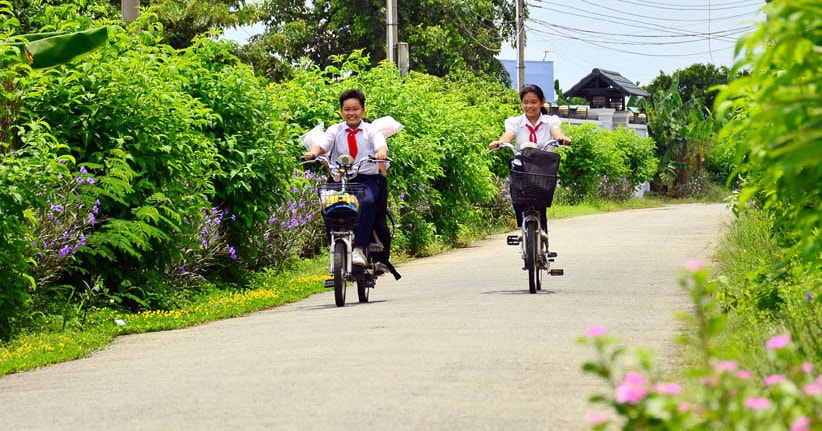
[493,141,565,293]
[302,154,392,306]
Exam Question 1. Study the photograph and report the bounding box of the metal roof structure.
[564,68,650,109]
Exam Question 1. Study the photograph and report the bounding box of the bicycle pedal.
[547,251,558,258]
[323,279,335,288]
[368,243,384,253]
[507,235,520,245]
[549,269,564,276]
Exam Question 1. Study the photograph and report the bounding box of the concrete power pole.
[386,0,398,63]
[122,0,140,22]
[516,0,525,90]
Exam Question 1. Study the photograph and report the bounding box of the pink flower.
[766,334,791,350]
[736,370,754,380]
[615,372,648,404]
[654,382,683,395]
[801,362,814,373]
[677,402,690,413]
[743,397,772,410]
[763,374,786,386]
[791,417,811,431]
[685,259,705,272]
[585,412,609,424]
[587,325,607,337]
[804,383,822,396]
[716,360,738,372]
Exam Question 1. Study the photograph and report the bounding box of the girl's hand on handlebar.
[303,152,316,160]
[489,141,500,150]
[555,135,571,145]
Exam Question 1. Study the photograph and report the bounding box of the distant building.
[499,60,555,102]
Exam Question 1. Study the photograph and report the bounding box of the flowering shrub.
[580,261,822,430]
[163,203,238,287]
[246,170,326,272]
[30,165,101,289]
[594,175,633,202]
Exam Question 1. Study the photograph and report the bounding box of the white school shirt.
[320,120,388,176]
[503,113,562,151]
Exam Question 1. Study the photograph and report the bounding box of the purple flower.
[59,245,71,258]
[806,292,814,303]
[79,166,88,174]
[76,176,84,184]
[86,177,95,185]
[88,213,96,226]
[227,245,237,260]
[79,234,87,246]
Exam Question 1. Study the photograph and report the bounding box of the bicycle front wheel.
[333,240,347,306]
[525,219,538,294]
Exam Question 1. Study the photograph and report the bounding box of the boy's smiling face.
[341,98,365,129]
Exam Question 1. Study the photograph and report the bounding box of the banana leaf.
[2,27,108,69]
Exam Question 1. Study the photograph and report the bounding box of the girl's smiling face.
[521,91,544,120]
[341,98,365,129]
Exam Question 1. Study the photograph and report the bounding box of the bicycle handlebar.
[301,154,392,182]
[489,139,570,155]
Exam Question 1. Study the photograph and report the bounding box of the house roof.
[565,68,651,98]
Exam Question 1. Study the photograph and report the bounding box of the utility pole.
[516,0,525,90]
[386,0,398,63]
[122,0,140,22]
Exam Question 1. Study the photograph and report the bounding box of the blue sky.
[224,0,765,88]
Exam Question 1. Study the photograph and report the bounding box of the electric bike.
[302,154,396,306]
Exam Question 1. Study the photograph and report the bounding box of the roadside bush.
[558,123,657,204]
[580,262,822,430]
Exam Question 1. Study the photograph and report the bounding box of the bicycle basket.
[317,182,366,230]
[509,171,558,209]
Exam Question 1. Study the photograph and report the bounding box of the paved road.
[0,203,730,430]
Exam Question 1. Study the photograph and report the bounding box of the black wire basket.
[509,171,558,209]
[317,182,366,231]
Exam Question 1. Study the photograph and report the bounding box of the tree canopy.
[644,63,733,115]
[237,0,517,82]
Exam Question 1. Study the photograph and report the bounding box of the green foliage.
[273,51,513,253]
[716,0,822,267]
[557,123,657,204]
[644,63,733,115]
[239,0,516,82]
[581,264,822,430]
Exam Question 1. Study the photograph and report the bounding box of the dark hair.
[520,84,548,115]
[339,89,366,109]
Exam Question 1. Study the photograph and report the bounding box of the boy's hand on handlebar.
[489,141,500,150]
[303,152,316,160]
[374,148,388,160]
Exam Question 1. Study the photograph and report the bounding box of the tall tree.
[644,63,732,115]
[241,0,516,82]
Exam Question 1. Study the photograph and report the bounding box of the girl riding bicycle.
[489,84,571,230]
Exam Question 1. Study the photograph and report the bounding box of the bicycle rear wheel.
[525,219,538,294]
[333,241,347,306]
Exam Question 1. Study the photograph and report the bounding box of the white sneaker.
[352,248,367,266]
